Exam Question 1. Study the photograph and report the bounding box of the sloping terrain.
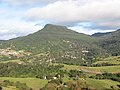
[0,24,119,64]
[94,29,120,56]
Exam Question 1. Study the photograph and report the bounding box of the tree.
[0,86,2,90]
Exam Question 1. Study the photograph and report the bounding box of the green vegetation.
[90,72,120,82]
[0,24,110,65]
[0,59,21,63]
[0,62,65,78]
[61,64,81,71]
[87,65,120,73]
[40,79,90,90]
[87,78,120,90]
[96,29,120,56]
[2,86,17,90]
[0,77,48,90]
[61,63,120,73]
[92,56,120,66]
[0,24,119,90]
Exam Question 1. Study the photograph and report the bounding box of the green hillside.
[95,29,120,56]
[0,24,119,65]
[0,24,109,65]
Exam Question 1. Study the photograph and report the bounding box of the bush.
[0,86,2,90]
[49,79,62,85]
[15,81,30,90]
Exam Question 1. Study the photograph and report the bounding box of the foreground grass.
[61,77,120,90]
[0,77,48,90]
[0,77,120,90]
[87,78,120,90]
[2,86,18,90]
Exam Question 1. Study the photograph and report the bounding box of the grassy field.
[86,65,120,73]
[62,56,120,73]
[59,77,120,90]
[0,59,22,63]
[0,77,48,90]
[62,64,81,71]
[1,77,120,90]
[63,63,120,73]
[94,56,120,65]
[86,56,120,73]
[87,78,120,90]
[2,86,18,90]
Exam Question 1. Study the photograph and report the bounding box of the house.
[53,77,57,79]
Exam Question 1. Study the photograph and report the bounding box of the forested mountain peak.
[43,24,68,30]
[33,24,82,37]
[39,24,70,33]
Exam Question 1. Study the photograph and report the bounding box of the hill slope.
[94,29,120,56]
[0,24,119,64]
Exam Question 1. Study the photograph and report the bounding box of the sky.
[0,0,120,40]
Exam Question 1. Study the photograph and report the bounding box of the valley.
[0,56,120,90]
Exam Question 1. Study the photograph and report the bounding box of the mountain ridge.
[92,32,112,37]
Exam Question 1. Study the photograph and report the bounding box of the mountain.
[92,32,112,37]
[92,29,120,37]
[0,24,94,51]
[95,29,120,56]
[0,24,119,65]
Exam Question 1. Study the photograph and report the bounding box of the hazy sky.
[0,0,120,40]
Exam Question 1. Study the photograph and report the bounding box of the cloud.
[97,20,120,29]
[0,19,43,40]
[69,25,115,35]
[0,0,119,40]
[24,0,120,29]
[0,0,65,6]
[0,8,6,14]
